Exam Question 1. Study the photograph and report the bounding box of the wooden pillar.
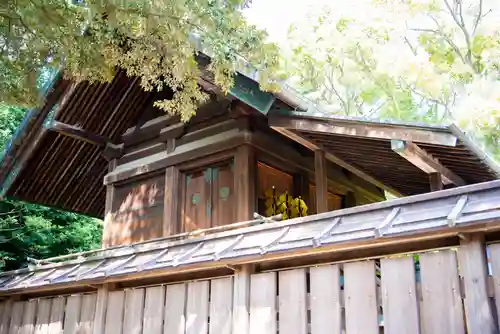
[164,166,181,236]
[92,285,109,334]
[293,173,310,207]
[429,172,443,192]
[344,191,357,208]
[232,264,255,334]
[234,145,256,222]
[458,234,496,334]
[102,160,117,248]
[314,150,328,213]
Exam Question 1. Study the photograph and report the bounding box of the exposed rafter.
[269,114,458,147]
[271,126,404,198]
[47,120,109,147]
[391,140,465,186]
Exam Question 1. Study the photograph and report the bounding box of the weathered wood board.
[104,291,125,334]
[143,286,165,334]
[310,265,342,334]
[380,256,420,334]
[123,289,145,334]
[420,250,465,334]
[278,269,308,334]
[344,261,379,334]
[185,281,209,334]
[249,272,277,334]
[164,284,187,334]
[209,277,233,334]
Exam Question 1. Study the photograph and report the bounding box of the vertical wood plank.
[34,299,51,334]
[8,302,23,334]
[0,303,4,334]
[209,277,233,334]
[182,171,209,231]
[164,166,181,236]
[123,289,145,334]
[48,297,64,334]
[185,281,209,334]
[380,257,420,334]
[143,286,165,334]
[249,272,277,334]
[0,301,12,334]
[310,265,342,334]
[278,269,307,334]
[79,294,97,334]
[20,300,37,334]
[163,283,186,334]
[314,150,328,213]
[429,173,443,192]
[234,145,256,222]
[420,250,465,334]
[458,235,496,334]
[344,261,379,334]
[489,243,500,330]
[63,295,81,334]
[232,265,252,334]
[293,173,311,208]
[344,191,357,208]
[211,163,236,227]
[102,159,117,248]
[104,291,125,334]
[92,286,108,334]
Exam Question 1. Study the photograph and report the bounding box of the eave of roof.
[1,50,498,216]
[1,179,500,295]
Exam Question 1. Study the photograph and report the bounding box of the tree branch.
[472,0,484,35]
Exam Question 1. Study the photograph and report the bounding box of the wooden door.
[182,170,209,232]
[182,161,235,232]
[211,164,235,227]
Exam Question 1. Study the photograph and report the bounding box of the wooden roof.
[0,62,498,217]
[268,109,500,196]
[1,179,500,296]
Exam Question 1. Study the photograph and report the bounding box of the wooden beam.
[392,140,465,186]
[269,115,458,147]
[121,115,182,147]
[315,150,328,213]
[102,160,117,248]
[102,143,124,161]
[271,126,404,197]
[234,145,256,221]
[164,166,181,236]
[429,173,443,192]
[458,234,496,333]
[48,120,109,147]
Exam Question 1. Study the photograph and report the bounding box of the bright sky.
[244,0,331,43]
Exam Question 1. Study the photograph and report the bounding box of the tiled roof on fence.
[1,180,500,295]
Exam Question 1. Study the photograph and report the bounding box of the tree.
[0,104,102,271]
[286,0,500,153]
[1,0,283,121]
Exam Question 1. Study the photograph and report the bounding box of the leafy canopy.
[286,0,500,153]
[1,0,282,121]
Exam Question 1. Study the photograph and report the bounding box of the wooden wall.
[102,102,386,247]
[2,237,499,334]
[104,173,165,246]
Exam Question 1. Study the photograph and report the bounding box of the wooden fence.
[2,238,500,334]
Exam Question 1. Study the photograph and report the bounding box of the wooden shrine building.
[2,57,500,334]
